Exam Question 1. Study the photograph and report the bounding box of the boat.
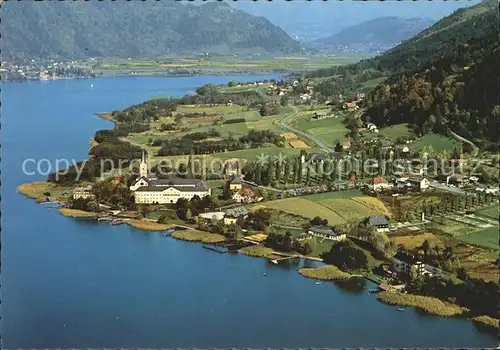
[396,308,405,312]
[111,219,123,225]
[162,228,175,237]
[368,288,380,293]
[315,281,323,285]
[271,259,278,264]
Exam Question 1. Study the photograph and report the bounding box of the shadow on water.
[472,321,499,336]
[332,277,367,295]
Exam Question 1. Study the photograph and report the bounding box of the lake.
[1,76,496,348]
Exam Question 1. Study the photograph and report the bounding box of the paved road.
[449,130,479,157]
[275,106,333,153]
[429,180,467,195]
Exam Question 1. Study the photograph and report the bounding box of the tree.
[334,141,342,152]
[157,214,167,224]
[321,240,369,271]
[422,239,430,256]
[139,205,150,219]
[303,242,313,255]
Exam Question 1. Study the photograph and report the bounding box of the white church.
[129,151,211,204]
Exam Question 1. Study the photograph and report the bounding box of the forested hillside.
[1,2,301,59]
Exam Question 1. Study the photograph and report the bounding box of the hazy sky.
[229,0,479,40]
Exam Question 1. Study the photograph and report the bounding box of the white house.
[307,226,346,241]
[129,151,211,204]
[72,185,94,200]
[393,252,425,275]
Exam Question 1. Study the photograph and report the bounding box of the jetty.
[202,245,229,254]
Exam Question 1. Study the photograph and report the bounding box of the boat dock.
[202,245,229,254]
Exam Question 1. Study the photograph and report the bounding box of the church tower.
[139,150,149,178]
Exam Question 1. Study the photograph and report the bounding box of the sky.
[229,0,479,40]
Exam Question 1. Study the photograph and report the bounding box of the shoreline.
[18,185,500,329]
[3,70,288,83]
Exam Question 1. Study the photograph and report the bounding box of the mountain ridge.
[1,2,302,60]
[312,17,435,52]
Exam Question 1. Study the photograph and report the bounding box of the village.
[17,71,499,326]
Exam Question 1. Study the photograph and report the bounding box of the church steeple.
[139,150,148,178]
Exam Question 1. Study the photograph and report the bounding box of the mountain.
[311,17,435,53]
[362,0,499,149]
[1,2,301,60]
[230,1,477,42]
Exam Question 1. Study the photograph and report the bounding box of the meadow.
[303,190,391,222]
[379,123,415,141]
[89,54,372,75]
[252,190,390,226]
[410,133,459,152]
[475,205,499,219]
[292,112,348,147]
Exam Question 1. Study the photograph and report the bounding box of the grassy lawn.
[303,191,391,222]
[361,76,388,90]
[171,230,226,243]
[252,197,345,225]
[377,291,468,317]
[379,123,414,141]
[457,227,499,250]
[298,265,351,280]
[411,133,459,152]
[307,236,334,257]
[92,54,373,75]
[18,181,73,202]
[393,232,444,250]
[126,219,173,231]
[293,115,348,146]
[58,208,97,218]
[475,205,499,219]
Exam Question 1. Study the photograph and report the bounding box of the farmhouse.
[307,226,346,241]
[372,176,393,191]
[198,212,226,222]
[312,111,330,120]
[295,233,312,242]
[129,152,210,204]
[447,174,465,187]
[393,251,425,275]
[368,215,389,232]
[396,175,430,192]
[232,187,259,203]
[342,139,352,149]
[224,206,249,219]
[72,185,94,200]
[366,122,378,132]
[228,175,243,190]
[344,101,359,111]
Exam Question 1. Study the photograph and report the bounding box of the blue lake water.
[1,76,497,348]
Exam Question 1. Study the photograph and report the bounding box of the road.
[449,130,479,157]
[429,180,467,195]
[275,106,333,153]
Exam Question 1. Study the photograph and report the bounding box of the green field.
[252,190,390,227]
[292,113,348,146]
[304,191,391,222]
[90,54,373,75]
[475,205,499,219]
[456,227,499,250]
[411,133,459,152]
